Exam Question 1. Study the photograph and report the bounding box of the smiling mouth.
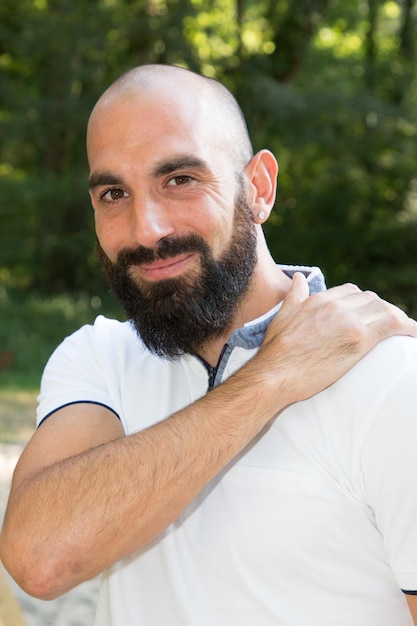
[130,253,196,282]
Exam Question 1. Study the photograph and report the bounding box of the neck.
[197,250,292,367]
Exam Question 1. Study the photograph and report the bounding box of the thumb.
[281,272,310,310]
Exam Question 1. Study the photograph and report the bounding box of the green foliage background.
[1,0,417,384]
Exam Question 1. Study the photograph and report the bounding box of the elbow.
[0,526,72,600]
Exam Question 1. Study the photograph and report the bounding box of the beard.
[98,189,258,359]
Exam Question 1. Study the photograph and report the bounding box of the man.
[1,64,417,625]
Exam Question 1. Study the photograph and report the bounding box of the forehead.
[87,84,225,174]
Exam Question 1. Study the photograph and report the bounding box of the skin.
[1,66,417,621]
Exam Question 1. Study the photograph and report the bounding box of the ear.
[244,150,278,224]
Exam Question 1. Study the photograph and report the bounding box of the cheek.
[94,213,123,262]
[189,199,235,253]
[206,214,235,258]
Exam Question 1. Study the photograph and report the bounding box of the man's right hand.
[258,272,417,405]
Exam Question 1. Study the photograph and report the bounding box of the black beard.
[98,194,258,359]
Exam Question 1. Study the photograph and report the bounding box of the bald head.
[87,64,253,172]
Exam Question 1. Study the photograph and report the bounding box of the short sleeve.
[37,317,121,426]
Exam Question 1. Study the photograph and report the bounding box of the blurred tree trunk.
[364,0,378,90]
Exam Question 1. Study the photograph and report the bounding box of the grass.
[0,287,124,392]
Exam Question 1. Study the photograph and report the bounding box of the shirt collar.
[227,265,326,350]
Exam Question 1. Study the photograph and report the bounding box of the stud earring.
[257,211,266,220]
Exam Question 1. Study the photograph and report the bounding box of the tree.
[1,0,416,315]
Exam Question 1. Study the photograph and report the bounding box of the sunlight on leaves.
[315,26,363,58]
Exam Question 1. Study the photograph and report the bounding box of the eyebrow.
[150,156,210,177]
[88,172,124,191]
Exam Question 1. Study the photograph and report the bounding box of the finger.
[320,288,379,313]
[361,299,417,339]
[309,287,387,315]
[327,289,415,331]
[318,282,362,301]
[280,272,309,310]
[329,290,417,341]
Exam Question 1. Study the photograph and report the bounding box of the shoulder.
[50,315,142,362]
[370,334,417,360]
[41,314,168,388]
[360,336,417,423]
[323,335,417,408]
[65,314,136,345]
[37,316,150,425]
[340,336,417,461]
[343,335,417,390]
[318,336,417,450]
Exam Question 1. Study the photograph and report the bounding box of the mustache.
[115,235,211,268]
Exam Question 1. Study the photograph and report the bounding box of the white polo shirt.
[37,266,417,625]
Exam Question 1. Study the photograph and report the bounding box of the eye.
[166,175,193,187]
[100,188,128,202]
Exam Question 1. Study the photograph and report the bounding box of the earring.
[257,211,266,221]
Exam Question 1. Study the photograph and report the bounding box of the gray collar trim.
[227,265,326,351]
[197,265,326,389]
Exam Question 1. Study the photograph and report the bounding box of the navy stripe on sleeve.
[37,400,120,428]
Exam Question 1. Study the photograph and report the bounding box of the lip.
[132,253,196,281]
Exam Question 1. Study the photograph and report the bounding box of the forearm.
[1,356,285,599]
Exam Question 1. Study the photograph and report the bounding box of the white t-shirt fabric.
[36,266,417,625]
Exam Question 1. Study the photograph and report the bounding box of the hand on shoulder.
[257,273,417,404]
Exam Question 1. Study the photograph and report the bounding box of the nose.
[130,194,176,249]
